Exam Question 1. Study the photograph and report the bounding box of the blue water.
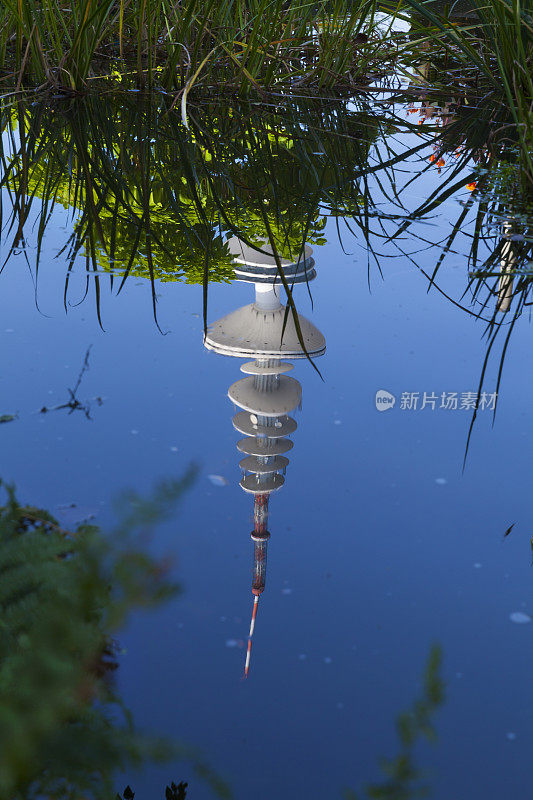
[1,116,532,799]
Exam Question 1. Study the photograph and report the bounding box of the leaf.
[181,48,219,130]
[166,781,188,799]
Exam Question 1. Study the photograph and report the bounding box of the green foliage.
[0,0,386,93]
[401,0,533,184]
[344,646,445,800]
[0,94,379,323]
[0,472,195,800]
[0,86,530,407]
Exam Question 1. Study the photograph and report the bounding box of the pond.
[1,90,532,799]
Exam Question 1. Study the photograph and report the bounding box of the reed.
[0,0,384,93]
[0,93,384,323]
[402,0,533,184]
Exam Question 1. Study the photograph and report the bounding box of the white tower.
[204,236,325,677]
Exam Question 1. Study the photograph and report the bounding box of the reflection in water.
[497,222,517,314]
[2,93,530,393]
[1,86,532,795]
[0,476,197,797]
[204,238,325,677]
[346,645,445,800]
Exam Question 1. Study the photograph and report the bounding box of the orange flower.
[436,158,445,167]
[429,154,436,162]
[466,182,477,191]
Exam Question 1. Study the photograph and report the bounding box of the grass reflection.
[0,90,531,438]
[401,0,533,185]
[0,93,383,329]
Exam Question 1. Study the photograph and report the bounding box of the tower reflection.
[497,222,516,313]
[204,237,325,677]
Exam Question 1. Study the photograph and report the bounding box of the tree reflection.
[0,471,230,800]
[0,89,531,446]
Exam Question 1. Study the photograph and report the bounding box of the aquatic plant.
[0,0,387,93]
[401,0,533,185]
[1,88,531,434]
[0,472,213,800]
[0,93,381,324]
[381,95,533,453]
[116,783,189,800]
[344,646,445,800]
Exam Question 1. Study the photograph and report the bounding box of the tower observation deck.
[204,236,325,677]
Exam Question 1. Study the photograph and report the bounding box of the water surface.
[1,93,532,799]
